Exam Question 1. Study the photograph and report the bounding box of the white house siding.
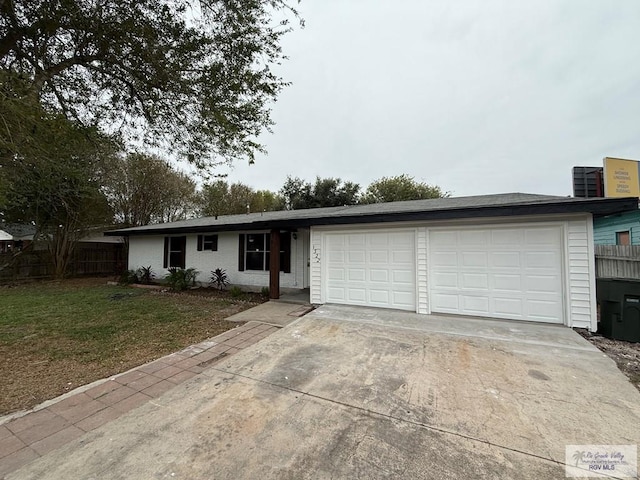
[310,229,323,304]
[416,227,429,314]
[128,236,165,274]
[566,218,597,330]
[128,231,307,290]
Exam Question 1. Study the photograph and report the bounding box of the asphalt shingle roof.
[105,192,638,236]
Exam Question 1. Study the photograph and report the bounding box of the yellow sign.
[603,157,640,198]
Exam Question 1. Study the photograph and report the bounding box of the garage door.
[324,231,416,311]
[429,226,564,323]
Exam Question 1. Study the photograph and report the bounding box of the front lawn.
[0,278,265,415]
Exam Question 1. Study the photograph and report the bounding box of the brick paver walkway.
[0,321,279,478]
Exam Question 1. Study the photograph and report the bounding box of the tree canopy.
[280,176,360,209]
[0,0,298,168]
[198,180,284,216]
[360,174,449,204]
[1,112,115,277]
[102,153,197,227]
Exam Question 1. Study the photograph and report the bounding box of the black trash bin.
[597,279,640,343]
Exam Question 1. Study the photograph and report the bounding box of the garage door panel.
[433,272,458,288]
[432,293,459,311]
[430,226,564,324]
[527,300,561,320]
[392,251,413,264]
[348,269,365,282]
[526,228,561,245]
[459,230,490,246]
[393,291,415,308]
[525,275,561,293]
[369,289,390,305]
[348,235,365,246]
[393,270,414,284]
[327,287,345,301]
[491,252,521,268]
[461,273,488,289]
[327,268,345,281]
[347,289,366,302]
[369,251,389,263]
[492,229,523,245]
[493,274,522,291]
[461,252,487,267]
[430,231,458,246]
[348,251,366,263]
[369,269,388,282]
[325,231,416,311]
[493,297,524,317]
[327,251,344,262]
[461,295,490,315]
[524,251,559,268]
[431,252,458,266]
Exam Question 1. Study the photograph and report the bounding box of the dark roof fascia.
[105,197,637,237]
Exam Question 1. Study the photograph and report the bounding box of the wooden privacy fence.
[595,245,640,279]
[0,243,125,282]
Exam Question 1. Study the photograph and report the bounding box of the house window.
[163,236,186,269]
[197,234,218,251]
[616,231,630,246]
[246,233,270,270]
[238,233,291,272]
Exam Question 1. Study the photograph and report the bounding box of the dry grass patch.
[0,278,265,415]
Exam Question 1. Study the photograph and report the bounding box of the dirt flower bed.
[577,329,640,392]
[0,278,267,415]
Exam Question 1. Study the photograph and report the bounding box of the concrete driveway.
[8,305,640,479]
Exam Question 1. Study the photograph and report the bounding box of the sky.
[214,0,640,198]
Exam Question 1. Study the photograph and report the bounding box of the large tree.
[102,153,197,227]
[198,180,283,216]
[1,110,115,278]
[280,176,361,209]
[360,175,449,204]
[0,0,298,168]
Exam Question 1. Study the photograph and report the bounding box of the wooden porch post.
[269,229,280,299]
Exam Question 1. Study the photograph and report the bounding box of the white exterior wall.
[310,214,598,330]
[128,230,308,290]
[416,227,429,314]
[566,217,597,330]
[310,229,322,304]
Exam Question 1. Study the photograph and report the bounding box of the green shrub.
[261,286,270,297]
[165,267,199,291]
[119,269,138,285]
[136,266,155,284]
[210,268,229,291]
[229,285,244,298]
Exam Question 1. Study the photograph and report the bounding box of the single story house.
[0,223,36,254]
[593,208,640,245]
[106,193,637,331]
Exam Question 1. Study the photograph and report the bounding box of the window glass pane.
[203,235,217,251]
[246,252,264,270]
[247,234,264,252]
[617,231,630,246]
[169,252,182,268]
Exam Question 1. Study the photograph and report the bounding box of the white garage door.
[324,231,416,311]
[429,226,564,323]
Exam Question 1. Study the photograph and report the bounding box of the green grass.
[0,283,241,359]
[0,279,262,414]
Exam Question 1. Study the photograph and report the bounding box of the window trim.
[197,234,218,252]
[238,232,291,273]
[163,236,186,269]
[616,230,631,246]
